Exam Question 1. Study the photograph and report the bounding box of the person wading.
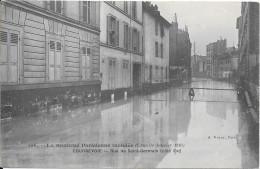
[189,88,195,100]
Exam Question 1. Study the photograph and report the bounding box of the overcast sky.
[155,1,241,56]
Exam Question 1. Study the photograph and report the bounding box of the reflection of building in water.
[237,105,259,168]
[206,102,227,120]
[142,91,170,144]
[100,100,133,144]
[169,89,191,142]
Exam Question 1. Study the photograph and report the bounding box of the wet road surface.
[1,79,259,168]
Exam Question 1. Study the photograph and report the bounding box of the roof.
[143,1,171,27]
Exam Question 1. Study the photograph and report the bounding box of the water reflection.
[1,79,259,168]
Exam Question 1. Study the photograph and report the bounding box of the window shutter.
[107,15,111,44]
[116,20,119,46]
[50,1,55,11]
[56,1,62,13]
[132,28,134,50]
[9,32,19,83]
[137,31,140,52]
[123,24,126,48]
[91,2,96,26]
[0,31,8,83]
[155,20,158,35]
[0,31,8,43]
[128,27,131,50]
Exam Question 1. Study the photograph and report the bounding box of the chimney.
[155,5,158,11]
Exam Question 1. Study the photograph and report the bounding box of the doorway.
[133,63,141,90]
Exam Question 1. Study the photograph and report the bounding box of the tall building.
[142,2,170,92]
[206,38,227,77]
[99,1,143,100]
[169,16,192,84]
[236,2,259,109]
[0,1,101,115]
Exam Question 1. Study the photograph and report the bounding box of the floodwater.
[1,78,259,168]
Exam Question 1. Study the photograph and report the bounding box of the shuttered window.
[160,24,164,37]
[81,46,91,81]
[124,23,129,49]
[0,30,19,84]
[155,20,158,35]
[48,1,62,14]
[0,31,8,43]
[83,1,91,24]
[161,44,163,58]
[107,15,119,47]
[122,61,129,87]
[124,2,128,13]
[132,28,139,52]
[132,1,137,19]
[49,40,63,82]
[108,59,116,89]
[155,42,158,57]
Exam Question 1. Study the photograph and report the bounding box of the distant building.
[217,49,239,79]
[206,38,227,78]
[99,1,143,99]
[169,15,192,84]
[236,2,259,107]
[0,1,101,115]
[191,55,207,78]
[143,2,170,91]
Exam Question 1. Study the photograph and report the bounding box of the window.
[123,62,128,69]
[108,59,116,89]
[161,67,163,81]
[48,0,62,14]
[81,46,91,81]
[124,23,129,49]
[107,15,119,47]
[0,30,19,83]
[124,1,128,13]
[160,24,164,37]
[49,40,63,82]
[132,28,139,52]
[132,1,137,19]
[83,1,91,24]
[155,20,158,35]
[161,44,163,58]
[155,42,158,57]
[122,61,129,87]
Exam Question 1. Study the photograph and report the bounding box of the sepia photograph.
[0,0,259,168]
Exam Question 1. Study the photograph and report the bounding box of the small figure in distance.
[189,88,195,100]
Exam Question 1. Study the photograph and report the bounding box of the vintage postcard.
[0,0,259,168]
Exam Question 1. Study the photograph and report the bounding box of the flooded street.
[1,79,258,168]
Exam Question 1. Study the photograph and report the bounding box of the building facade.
[206,39,227,78]
[169,17,192,84]
[99,1,143,100]
[0,1,101,116]
[142,2,170,92]
[236,2,259,108]
[217,50,239,79]
[191,55,207,78]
